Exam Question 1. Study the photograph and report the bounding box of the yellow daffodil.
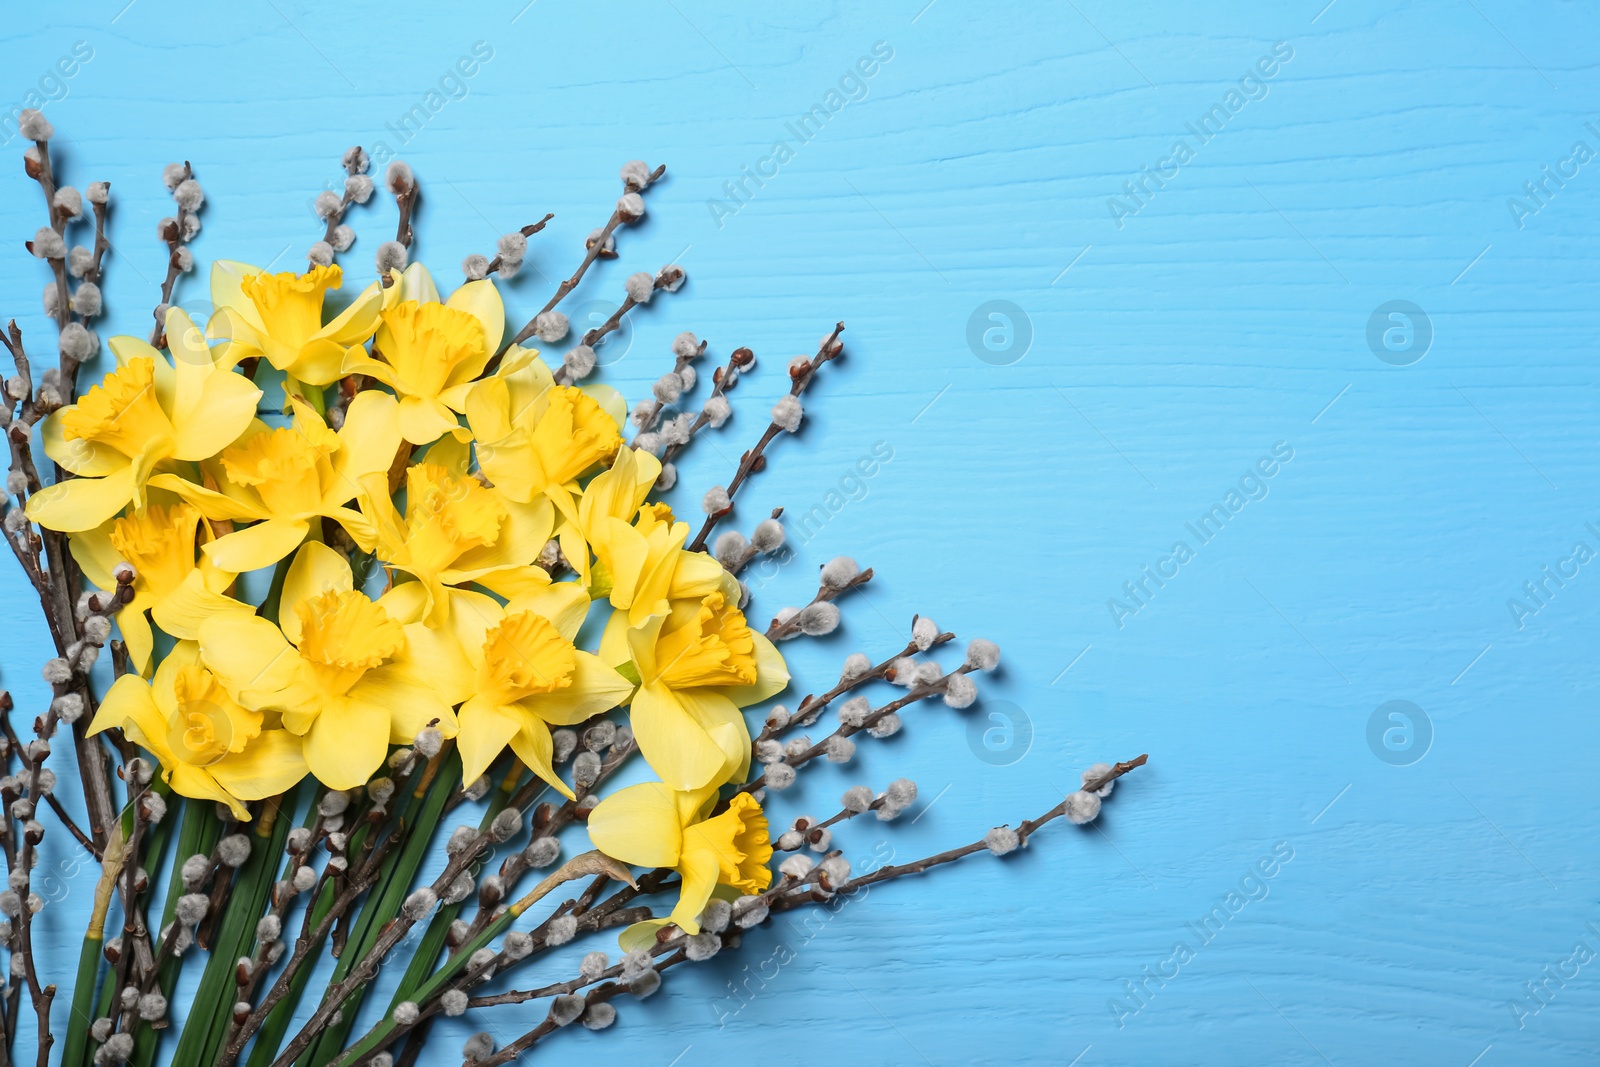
[150,390,400,572]
[339,263,503,446]
[603,589,788,791]
[464,350,626,517]
[560,444,663,588]
[391,581,632,796]
[89,641,308,820]
[576,478,727,626]
[196,542,471,790]
[25,307,261,533]
[68,503,249,675]
[357,434,554,626]
[587,782,771,948]
[207,260,384,388]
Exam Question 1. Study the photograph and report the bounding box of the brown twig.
[765,566,874,640]
[686,322,844,552]
[493,163,665,364]
[821,755,1150,894]
[149,161,193,348]
[742,662,972,794]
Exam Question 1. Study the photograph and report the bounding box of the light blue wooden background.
[2,1,1597,1064]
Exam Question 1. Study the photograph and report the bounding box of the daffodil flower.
[339,263,503,446]
[197,542,471,791]
[463,349,626,518]
[150,390,401,572]
[577,482,727,626]
[357,434,555,626]
[207,260,385,389]
[603,589,788,791]
[68,502,249,676]
[393,581,632,796]
[25,307,261,533]
[89,642,308,820]
[587,782,771,948]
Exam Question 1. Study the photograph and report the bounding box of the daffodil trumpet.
[603,588,788,791]
[586,781,772,950]
[196,541,470,790]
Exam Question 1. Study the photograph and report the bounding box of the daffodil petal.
[208,730,309,801]
[397,395,462,447]
[303,698,389,790]
[504,580,591,642]
[24,466,135,533]
[457,698,520,788]
[586,781,684,868]
[397,262,439,305]
[41,412,125,477]
[673,687,751,786]
[172,362,262,462]
[507,717,574,800]
[290,338,351,387]
[116,601,156,676]
[524,652,633,726]
[629,683,732,792]
[351,664,459,745]
[670,548,728,602]
[151,570,250,642]
[470,565,552,602]
[669,847,722,935]
[67,521,121,589]
[148,473,267,522]
[201,518,311,573]
[598,607,633,669]
[90,674,168,753]
[319,279,385,347]
[384,622,474,708]
[334,390,403,482]
[198,614,301,708]
[210,261,267,333]
[170,765,252,821]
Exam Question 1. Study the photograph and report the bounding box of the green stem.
[297,759,459,1066]
[130,795,222,1067]
[242,869,346,1067]
[171,788,298,1067]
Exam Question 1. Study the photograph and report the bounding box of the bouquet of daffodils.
[0,108,1144,1067]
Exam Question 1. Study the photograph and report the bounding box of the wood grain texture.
[1,0,1597,1063]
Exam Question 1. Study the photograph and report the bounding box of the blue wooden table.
[1,1,1597,1063]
